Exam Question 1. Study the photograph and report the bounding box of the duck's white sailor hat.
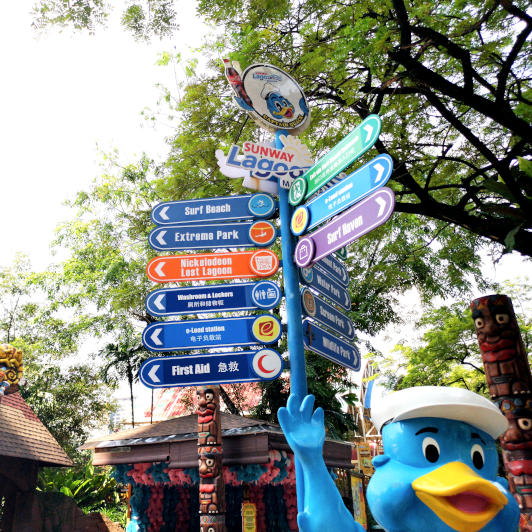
[370,386,508,439]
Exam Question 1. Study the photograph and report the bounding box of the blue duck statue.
[278,387,519,532]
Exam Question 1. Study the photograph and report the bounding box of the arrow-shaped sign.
[299,266,351,311]
[290,154,393,236]
[148,220,277,251]
[145,281,282,317]
[302,319,360,371]
[142,315,282,352]
[294,187,395,268]
[148,364,161,383]
[139,349,284,389]
[147,250,280,283]
[288,115,382,205]
[151,193,277,225]
[313,254,349,287]
[301,288,355,340]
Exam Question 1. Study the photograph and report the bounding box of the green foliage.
[376,279,532,393]
[32,0,178,39]
[37,460,124,520]
[0,256,117,460]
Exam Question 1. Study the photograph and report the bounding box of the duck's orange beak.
[412,461,507,532]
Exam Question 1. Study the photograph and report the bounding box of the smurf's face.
[382,417,499,478]
[266,92,295,119]
[368,417,512,531]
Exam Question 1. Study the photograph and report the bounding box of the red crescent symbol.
[257,354,275,374]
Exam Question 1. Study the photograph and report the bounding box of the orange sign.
[147,250,279,282]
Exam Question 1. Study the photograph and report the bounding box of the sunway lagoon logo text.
[223,141,312,180]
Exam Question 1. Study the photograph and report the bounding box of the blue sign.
[301,288,355,340]
[139,348,284,388]
[149,220,277,251]
[302,319,360,371]
[142,315,282,352]
[291,154,393,235]
[313,254,349,287]
[299,267,351,311]
[145,281,281,317]
[151,193,276,225]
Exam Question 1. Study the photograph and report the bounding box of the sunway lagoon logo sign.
[216,138,314,191]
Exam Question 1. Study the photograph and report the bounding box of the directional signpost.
[299,266,351,311]
[302,319,360,371]
[147,249,279,283]
[139,348,284,388]
[313,254,349,287]
[290,154,393,235]
[151,193,276,225]
[145,281,281,317]
[301,288,355,340]
[288,114,382,205]
[148,220,277,251]
[295,187,395,267]
[142,314,282,352]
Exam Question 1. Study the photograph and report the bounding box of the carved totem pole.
[197,385,226,532]
[471,294,532,531]
[0,343,23,395]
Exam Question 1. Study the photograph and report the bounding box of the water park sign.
[288,115,381,205]
[295,188,395,267]
[142,315,282,352]
[151,193,276,225]
[148,220,277,251]
[145,281,281,317]
[224,60,310,134]
[139,349,284,388]
[302,319,360,371]
[146,250,279,282]
[290,154,393,235]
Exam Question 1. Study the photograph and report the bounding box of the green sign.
[288,114,381,205]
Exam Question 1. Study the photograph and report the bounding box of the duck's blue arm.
[278,394,364,532]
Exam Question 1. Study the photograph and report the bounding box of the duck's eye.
[518,418,532,431]
[422,437,440,463]
[495,313,509,325]
[474,317,484,328]
[471,444,485,469]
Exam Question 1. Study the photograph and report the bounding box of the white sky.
[0,2,207,271]
[1,3,529,424]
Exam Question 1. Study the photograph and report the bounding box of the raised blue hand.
[278,394,364,532]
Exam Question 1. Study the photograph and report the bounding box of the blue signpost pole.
[275,130,308,513]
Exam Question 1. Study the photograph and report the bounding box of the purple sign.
[295,187,395,267]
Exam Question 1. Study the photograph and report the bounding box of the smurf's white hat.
[370,386,508,439]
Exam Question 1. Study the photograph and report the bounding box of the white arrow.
[373,163,385,183]
[159,206,170,221]
[363,124,374,143]
[154,261,166,277]
[148,364,161,383]
[375,196,387,217]
[156,230,167,246]
[154,294,165,311]
[150,328,163,346]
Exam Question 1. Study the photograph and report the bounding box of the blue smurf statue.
[278,387,519,532]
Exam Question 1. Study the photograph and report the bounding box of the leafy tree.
[32,0,178,40]
[0,257,117,460]
[376,279,532,393]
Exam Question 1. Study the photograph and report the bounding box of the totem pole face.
[197,387,216,413]
[199,447,221,479]
[471,295,530,396]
